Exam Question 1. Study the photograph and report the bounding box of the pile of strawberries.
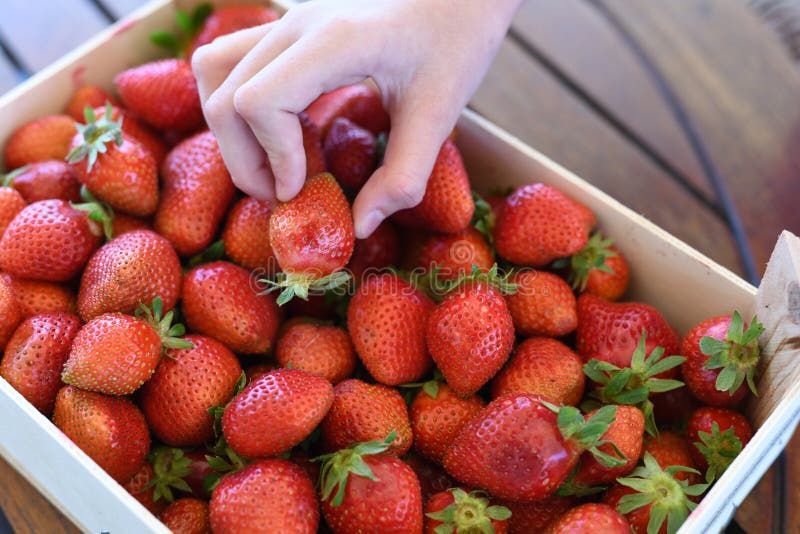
[0,4,765,534]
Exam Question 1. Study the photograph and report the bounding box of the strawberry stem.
[71,186,115,241]
[440,264,517,296]
[545,401,627,468]
[693,422,743,483]
[1,164,30,187]
[150,3,213,58]
[699,311,763,396]
[135,297,194,352]
[471,191,495,246]
[553,232,617,291]
[66,103,123,172]
[425,488,511,534]
[147,447,194,502]
[260,270,352,306]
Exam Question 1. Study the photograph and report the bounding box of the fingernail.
[355,210,383,240]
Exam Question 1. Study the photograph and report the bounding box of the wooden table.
[0,0,798,532]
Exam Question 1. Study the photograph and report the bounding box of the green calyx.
[425,488,511,534]
[71,185,115,241]
[187,239,226,269]
[146,447,193,502]
[471,191,495,246]
[1,164,30,187]
[204,372,248,493]
[553,232,617,291]
[699,311,763,396]
[694,422,743,483]
[616,453,708,534]
[314,431,397,507]
[543,401,627,468]
[135,297,194,353]
[400,369,444,400]
[260,270,352,306]
[583,332,686,437]
[66,103,123,172]
[437,264,517,297]
[150,3,213,58]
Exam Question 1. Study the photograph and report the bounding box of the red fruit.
[321,379,412,456]
[559,233,630,302]
[347,220,400,280]
[7,161,81,203]
[0,186,26,237]
[223,368,334,458]
[65,85,118,121]
[160,498,210,534]
[123,463,168,516]
[221,197,277,274]
[493,183,595,267]
[183,450,214,499]
[4,115,76,169]
[289,449,321,485]
[0,275,21,349]
[182,261,281,354]
[299,111,327,177]
[140,335,242,447]
[491,337,585,406]
[500,496,577,534]
[111,213,152,237]
[505,270,577,337]
[347,273,434,384]
[424,488,511,534]
[586,252,629,301]
[0,312,81,414]
[686,406,752,479]
[155,131,236,256]
[209,459,318,534]
[0,200,102,281]
[276,321,356,384]
[642,431,700,485]
[573,406,644,485]
[411,382,485,464]
[417,227,494,281]
[53,385,150,483]
[190,4,279,56]
[88,105,169,167]
[392,139,474,234]
[651,386,699,428]
[114,59,203,131]
[78,229,182,320]
[427,281,514,396]
[306,83,390,138]
[405,453,456,504]
[544,503,631,534]
[245,362,279,384]
[323,117,377,190]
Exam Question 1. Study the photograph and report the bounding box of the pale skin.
[192,0,524,238]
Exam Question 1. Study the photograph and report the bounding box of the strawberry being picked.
[686,406,752,482]
[305,83,390,138]
[554,232,630,301]
[424,488,511,534]
[323,117,379,191]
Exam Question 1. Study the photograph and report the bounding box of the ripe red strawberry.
[182,261,281,354]
[686,406,752,481]
[392,139,474,234]
[411,382,485,464]
[111,213,152,237]
[182,450,214,499]
[417,227,494,281]
[405,453,456,504]
[321,378,413,456]
[505,270,577,337]
[221,197,277,274]
[53,385,150,483]
[6,160,81,203]
[65,85,118,121]
[0,200,102,281]
[347,220,400,279]
[651,386,699,428]
[323,117,378,190]
[140,335,242,446]
[67,105,159,217]
[0,275,21,349]
[443,394,622,501]
[493,183,595,267]
[123,463,169,516]
[427,279,515,396]
[680,311,762,407]
[189,4,279,56]
[557,233,630,301]
[299,111,327,177]
[268,173,354,304]
[78,229,182,320]
[276,321,356,384]
[425,488,511,534]
[318,433,423,533]
[114,59,203,132]
[209,459,319,534]
[573,405,644,486]
[4,115,77,169]
[544,503,631,534]
[0,186,27,237]
[155,130,236,256]
[0,312,81,414]
[642,431,700,486]
[160,498,210,534]
[306,83,390,138]
[223,368,334,458]
[499,496,577,534]
[491,337,585,406]
[146,447,211,503]
[87,105,169,167]
[347,273,434,384]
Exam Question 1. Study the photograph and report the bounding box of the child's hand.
[192,0,521,238]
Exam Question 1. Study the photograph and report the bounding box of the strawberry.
[299,111,327,178]
[305,83,390,138]
[123,463,169,516]
[4,115,77,169]
[544,503,631,534]
[411,381,485,464]
[392,139,474,234]
[317,433,423,534]
[276,321,356,384]
[245,362,279,384]
[87,105,169,167]
[223,368,334,458]
[642,431,700,485]
[347,273,434,385]
[182,261,281,354]
[0,275,21,349]
[424,488,511,534]
[159,498,211,534]
[5,160,81,203]
[347,219,400,280]
[114,59,203,132]
[417,227,494,281]
[65,85,118,121]
[210,460,318,534]
[140,335,242,447]
[155,130,236,256]
[52,385,150,483]
[323,117,378,190]
[443,395,623,501]
[499,496,577,534]
[651,386,698,429]
[182,450,214,499]
[504,270,577,337]
[146,447,208,503]
[572,405,644,486]
[189,5,279,56]
[67,105,159,217]
[491,337,585,406]
[680,311,763,407]
[221,197,277,274]
[555,233,630,301]
[686,406,752,482]
[0,199,102,281]
[111,213,152,237]
[493,183,595,267]
[405,453,457,504]
[78,229,182,320]
[268,173,354,304]
[0,312,81,414]
[0,185,27,237]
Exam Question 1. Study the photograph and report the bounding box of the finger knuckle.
[392,174,427,208]
[203,91,229,124]
[232,85,259,120]
[190,44,217,77]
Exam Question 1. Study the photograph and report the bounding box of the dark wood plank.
[101,0,149,19]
